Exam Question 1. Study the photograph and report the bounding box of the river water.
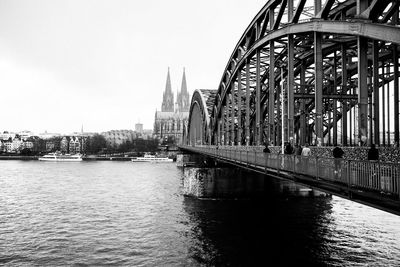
[0,160,399,266]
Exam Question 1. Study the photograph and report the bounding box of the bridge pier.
[177,152,329,199]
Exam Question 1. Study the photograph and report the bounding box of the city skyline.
[0,0,266,134]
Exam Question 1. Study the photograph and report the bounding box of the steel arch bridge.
[186,0,400,148]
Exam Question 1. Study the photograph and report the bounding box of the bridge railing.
[181,145,400,200]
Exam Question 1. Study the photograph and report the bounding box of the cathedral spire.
[178,68,189,112]
[165,67,172,93]
[161,67,174,112]
[180,67,188,94]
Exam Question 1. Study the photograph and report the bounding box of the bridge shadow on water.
[180,168,337,266]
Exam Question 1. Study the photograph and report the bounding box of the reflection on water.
[184,194,400,266]
[182,166,400,266]
[0,161,399,266]
[183,194,333,265]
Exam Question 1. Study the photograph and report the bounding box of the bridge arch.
[186,89,216,145]
[188,0,400,148]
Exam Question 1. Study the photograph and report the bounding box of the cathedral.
[153,68,190,146]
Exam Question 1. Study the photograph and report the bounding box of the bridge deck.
[180,145,400,216]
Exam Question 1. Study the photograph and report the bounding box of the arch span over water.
[187,0,400,148]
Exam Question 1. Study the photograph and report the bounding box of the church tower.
[161,68,174,112]
[154,67,190,146]
[177,68,190,112]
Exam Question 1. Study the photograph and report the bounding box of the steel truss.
[187,0,400,148]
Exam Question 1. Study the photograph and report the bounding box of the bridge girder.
[187,0,400,147]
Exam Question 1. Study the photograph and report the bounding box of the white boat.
[38,152,83,162]
[131,154,173,163]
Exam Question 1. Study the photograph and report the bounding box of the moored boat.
[38,152,83,162]
[131,154,173,163]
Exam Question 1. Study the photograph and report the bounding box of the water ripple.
[0,161,399,266]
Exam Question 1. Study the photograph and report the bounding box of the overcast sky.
[0,0,266,134]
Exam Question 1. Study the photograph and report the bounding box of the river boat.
[38,152,83,162]
[131,154,173,163]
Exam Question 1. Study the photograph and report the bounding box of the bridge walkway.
[179,145,400,216]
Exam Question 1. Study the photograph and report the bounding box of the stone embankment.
[0,155,38,160]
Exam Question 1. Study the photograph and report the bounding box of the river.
[0,160,399,266]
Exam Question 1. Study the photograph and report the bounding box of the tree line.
[13,134,160,155]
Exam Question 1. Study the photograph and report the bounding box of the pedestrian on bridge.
[301,143,311,157]
[333,146,344,179]
[294,144,303,156]
[333,146,344,159]
[367,144,379,161]
[367,144,379,188]
[299,143,311,172]
[263,143,270,153]
[294,144,302,171]
[284,142,294,154]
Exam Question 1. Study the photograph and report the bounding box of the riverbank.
[0,155,138,161]
[0,152,179,161]
[0,155,39,160]
[84,156,134,161]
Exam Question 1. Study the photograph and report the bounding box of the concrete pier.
[182,167,265,198]
[178,152,329,199]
